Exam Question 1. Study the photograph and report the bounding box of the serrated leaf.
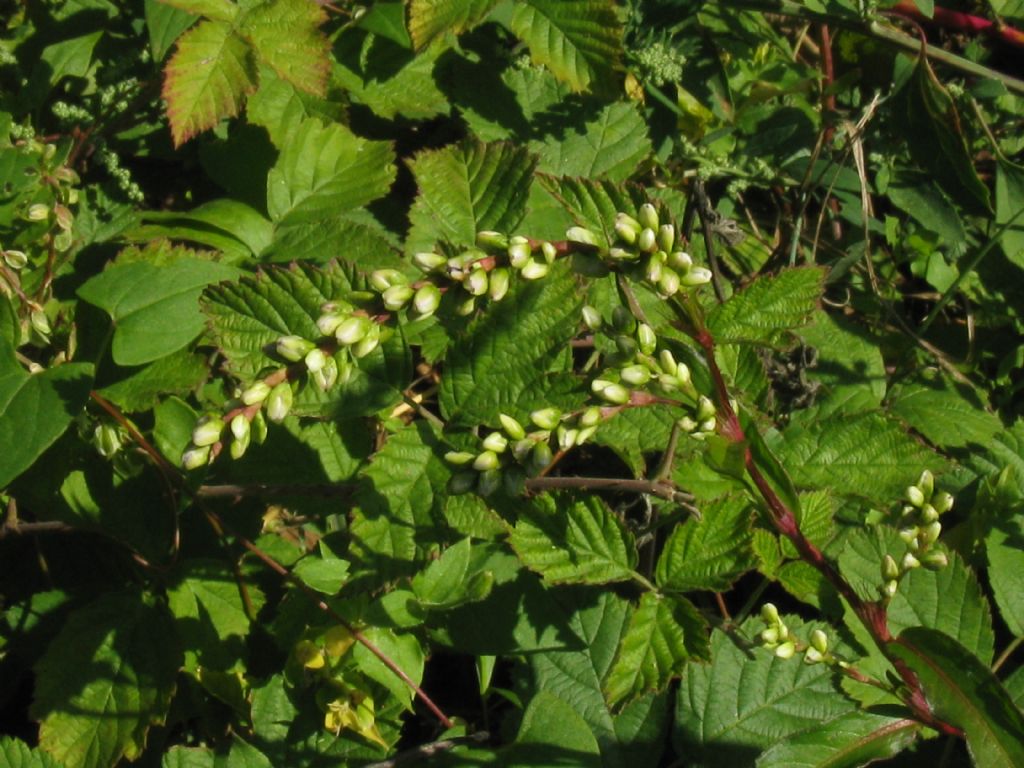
[675,619,856,762]
[707,267,824,345]
[408,0,500,49]
[997,160,1024,268]
[0,737,61,768]
[439,261,581,425]
[780,490,835,558]
[98,349,208,413]
[593,404,677,474]
[246,65,344,148]
[266,118,396,227]
[536,101,651,182]
[146,1,198,62]
[412,537,471,605]
[538,174,653,246]
[529,592,669,767]
[777,409,944,504]
[162,746,214,768]
[604,592,708,707]
[158,0,237,23]
[200,261,354,377]
[889,627,1024,768]
[888,380,1002,449]
[352,627,424,710]
[163,20,257,147]
[797,310,886,407]
[32,591,181,768]
[511,690,602,759]
[511,493,637,585]
[406,141,536,253]
[655,495,754,592]
[239,0,329,96]
[837,524,909,603]
[508,0,622,93]
[986,519,1024,636]
[349,422,450,576]
[888,549,994,663]
[0,337,93,489]
[755,711,920,768]
[78,257,240,366]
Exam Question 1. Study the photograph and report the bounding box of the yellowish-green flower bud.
[810,629,829,655]
[901,552,921,571]
[304,347,327,373]
[917,469,934,499]
[579,406,602,427]
[466,268,489,296]
[905,485,926,508]
[531,440,553,470]
[760,627,779,645]
[658,267,681,297]
[382,284,414,311]
[3,249,27,269]
[598,383,631,405]
[681,266,713,286]
[482,431,508,453]
[582,305,603,331]
[192,416,225,447]
[276,335,315,362]
[541,241,558,263]
[637,323,657,354]
[27,203,49,221]
[317,312,346,336]
[761,602,780,625]
[508,238,531,269]
[667,250,692,272]
[499,413,526,440]
[370,269,406,292]
[621,364,651,386]
[657,224,675,252]
[476,230,509,250]
[530,408,562,430]
[445,451,476,465]
[881,554,900,582]
[413,284,442,317]
[774,641,796,659]
[267,381,293,423]
[489,268,511,301]
[923,550,949,570]
[566,226,600,247]
[413,251,447,272]
[638,227,657,253]
[614,212,641,244]
[638,203,659,230]
[182,445,211,470]
[336,316,370,346]
[520,259,549,280]
[473,450,500,472]
[353,325,381,358]
[932,491,954,514]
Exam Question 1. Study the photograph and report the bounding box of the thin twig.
[363,731,490,768]
[197,482,355,498]
[525,475,700,518]
[693,180,727,303]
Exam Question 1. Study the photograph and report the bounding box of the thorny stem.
[692,325,964,738]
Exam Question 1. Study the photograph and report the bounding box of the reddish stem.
[891,0,1024,48]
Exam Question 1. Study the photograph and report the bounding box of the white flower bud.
[620,365,651,386]
[582,305,603,331]
[482,432,508,453]
[530,408,562,430]
[413,284,442,317]
[353,324,381,358]
[579,407,602,427]
[489,268,511,301]
[932,491,954,515]
[466,268,489,296]
[658,267,681,297]
[473,450,500,472]
[761,603,780,625]
[336,316,371,346]
[508,239,531,268]
[413,251,447,272]
[614,213,641,244]
[476,230,509,250]
[266,381,293,423]
[382,284,414,311]
[304,347,327,373]
[275,335,315,362]
[192,416,224,447]
[27,203,49,221]
[499,414,526,440]
[317,312,346,336]
[638,227,657,253]
[598,383,630,404]
[774,641,796,659]
[182,445,211,470]
[882,554,900,582]
[520,259,549,280]
[681,266,713,286]
[667,250,692,272]
[541,241,558,263]
[810,629,829,655]
[370,269,406,292]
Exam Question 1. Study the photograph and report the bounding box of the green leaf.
[157,0,237,23]
[889,627,1024,768]
[996,160,1024,268]
[755,711,920,768]
[797,311,886,408]
[351,627,424,710]
[349,421,450,576]
[529,592,669,767]
[675,619,857,762]
[888,549,994,664]
[162,746,214,768]
[145,0,197,62]
[293,550,350,594]
[707,267,824,346]
[246,65,344,149]
[604,592,709,708]
[777,409,944,504]
[78,257,240,366]
[510,690,601,762]
[411,537,472,605]
[408,0,500,49]
[655,495,754,591]
[986,519,1024,636]
[511,493,637,585]
[0,337,93,489]
[239,0,329,96]
[32,591,181,768]
[266,118,396,227]
[837,524,905,603]
[200,261,353,377]
[507,0,622,93]
[439,260,581,425]
[535,102,652,182]
[429,542,580,654]
[594,404,677,474]
[26,32,105,109]
[538,174,653,246]
[406,140,536,253]
[888,380,1002,449]
[0,737,61,768]
[97,349,208,413]
[898,54,992,216]
[162,20,257,147]
[168,558,264,670]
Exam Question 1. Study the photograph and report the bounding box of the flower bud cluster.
[583,203,712,297]
[445,407,604,497]
[876,470,951,596]
[582,305,716,439]
[759,604,834,666]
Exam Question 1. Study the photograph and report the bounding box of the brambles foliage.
[2,1,1024,766]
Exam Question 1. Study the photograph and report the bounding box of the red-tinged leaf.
[239,0,330,96]
[162,20,257,147]
[157,0,238,23]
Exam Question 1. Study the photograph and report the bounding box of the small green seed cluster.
[878,470,951,596]
[569,203,712,299]
[632,41,686,87]
[96,145,144,203]
[445,408,603,496]
[582,305,717,439]
[759,604,833,665]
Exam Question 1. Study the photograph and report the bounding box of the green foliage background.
[2,0,1024,766]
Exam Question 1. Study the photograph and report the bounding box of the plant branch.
[525,475,700,517]
[200,505,455,730]
[363,731,490,768]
